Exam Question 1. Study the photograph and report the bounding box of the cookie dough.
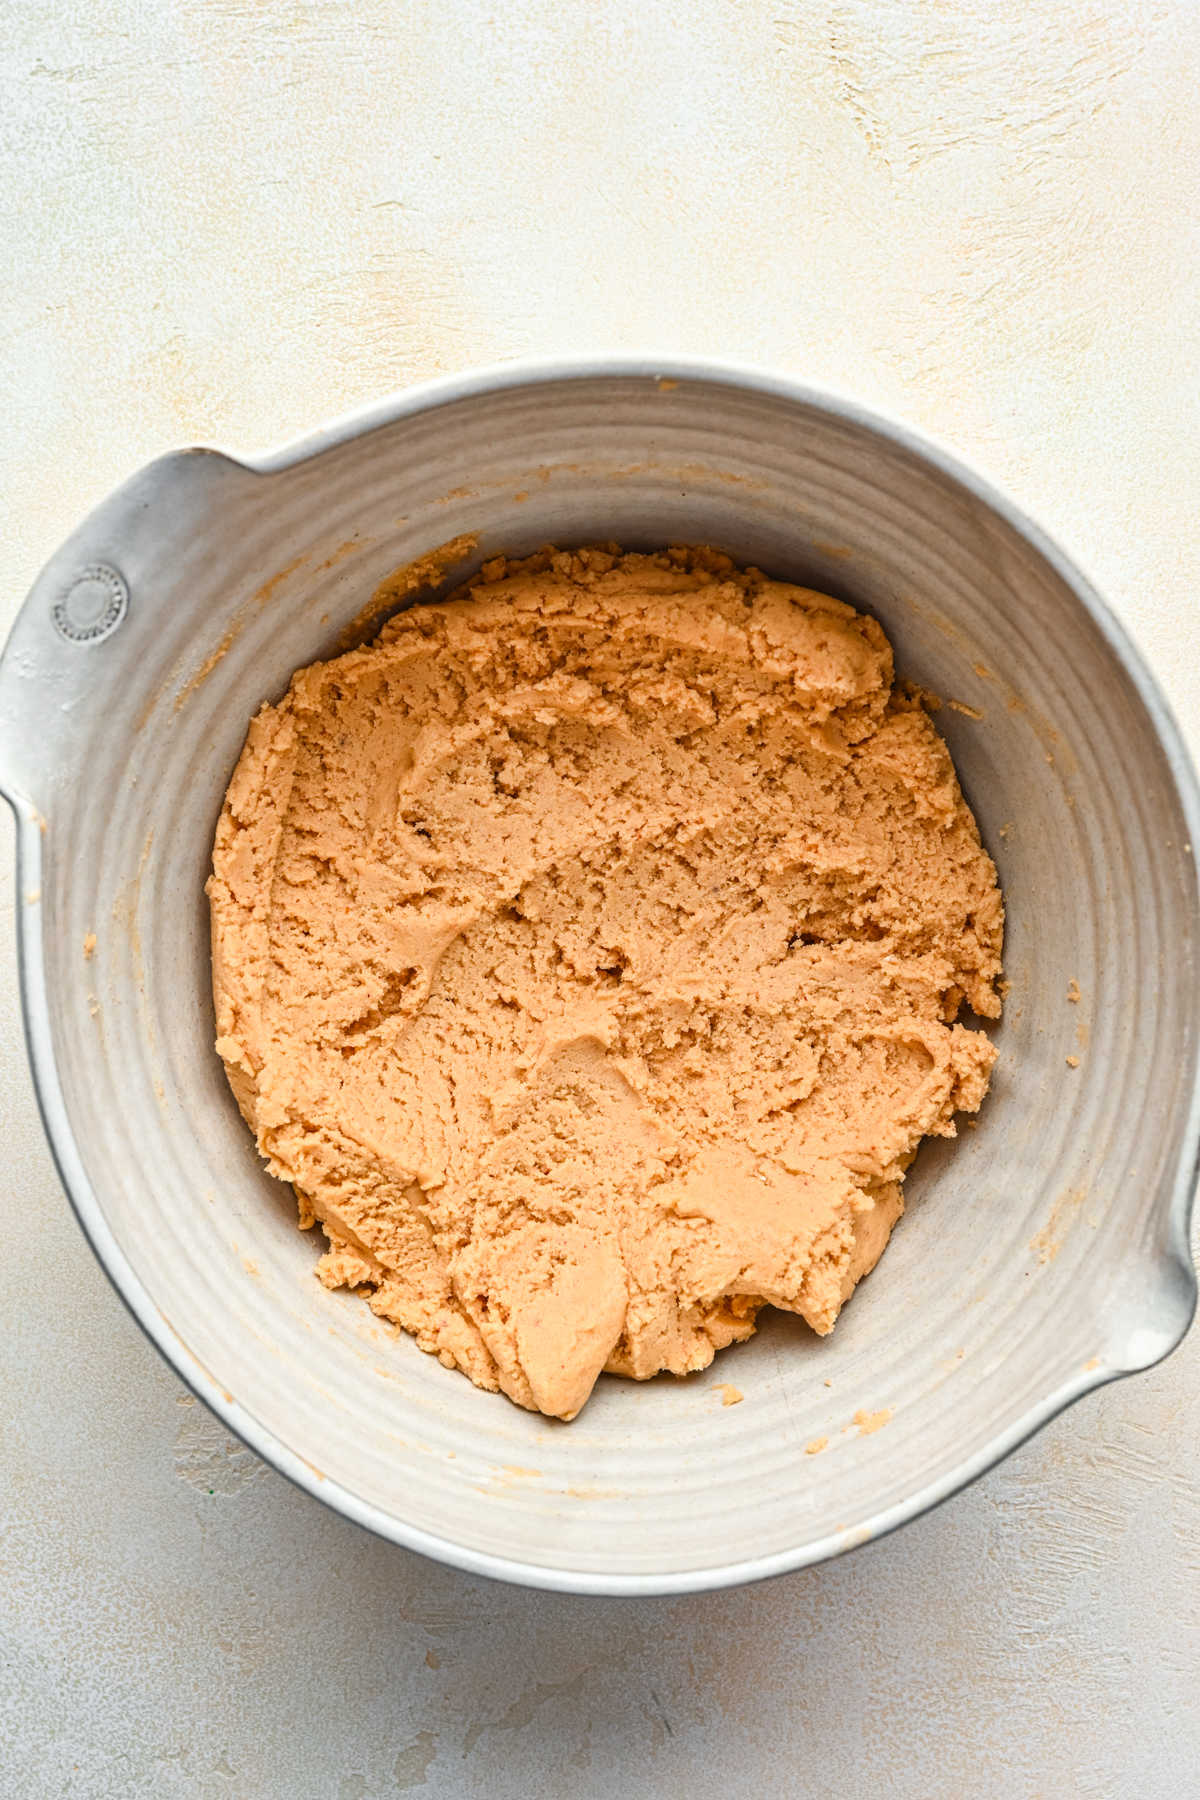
[209,546,1003,1420]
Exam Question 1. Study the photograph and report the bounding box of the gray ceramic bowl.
[3,357,1198,1594]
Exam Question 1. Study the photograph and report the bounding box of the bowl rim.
[5,351,1199,1595]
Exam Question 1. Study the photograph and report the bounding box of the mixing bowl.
[3,357,1198,1594]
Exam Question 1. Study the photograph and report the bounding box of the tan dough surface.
[208,546,1003,1420]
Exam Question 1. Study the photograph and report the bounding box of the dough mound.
[209,546,1003,1420]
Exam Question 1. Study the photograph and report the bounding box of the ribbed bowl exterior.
[2,360,1197,1593]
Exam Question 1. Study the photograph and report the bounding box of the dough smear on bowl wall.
[208,543,1005,1421]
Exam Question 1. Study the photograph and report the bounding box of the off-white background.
[3,4,1198,1796]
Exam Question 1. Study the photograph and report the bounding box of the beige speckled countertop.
[2,5,1198,1796]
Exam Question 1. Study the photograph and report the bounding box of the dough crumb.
[1067,979,1081,1004]
[805,1436,828,1455]
[208,545,1004,1421]
[852,1407,893,1436]
[82,931,96,959]
[714,1383,744,1407]
[1066,1054,1080,1068]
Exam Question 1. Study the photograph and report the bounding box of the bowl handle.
[0,449,258,809]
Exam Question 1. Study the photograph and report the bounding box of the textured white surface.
[1,2,1198,1794]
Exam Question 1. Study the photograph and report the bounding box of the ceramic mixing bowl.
[3,358,1197,1593]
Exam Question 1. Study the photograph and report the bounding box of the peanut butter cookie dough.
[209,547,1003,1420]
